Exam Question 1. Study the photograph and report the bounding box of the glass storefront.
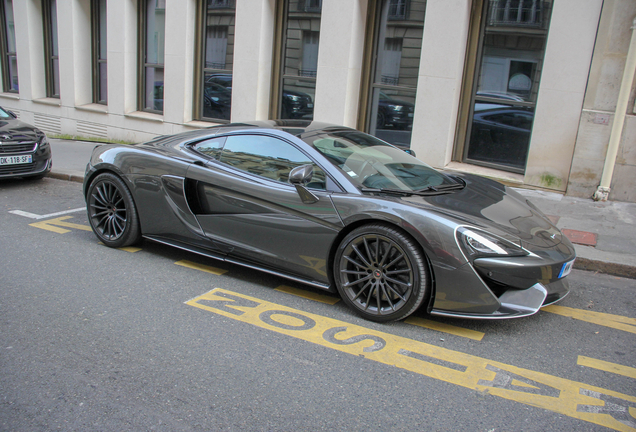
[464,0,552,173]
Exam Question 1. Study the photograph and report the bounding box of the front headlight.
[457,227,528,258]
[38,135,49,149]
[388,104,404,112]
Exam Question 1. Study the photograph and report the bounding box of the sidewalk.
[47,138,636,279]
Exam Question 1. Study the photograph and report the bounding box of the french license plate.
[0,155,32,165]
[559,259,575,278]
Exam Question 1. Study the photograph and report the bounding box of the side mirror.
[289,164,313,185]
[404,148,416,157]
[289,164,319,204]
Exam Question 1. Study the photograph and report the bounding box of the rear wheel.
[334,224,429,322]
[87,172,141,248]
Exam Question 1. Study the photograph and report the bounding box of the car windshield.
[0,107,12,118]
[303,130,458,191]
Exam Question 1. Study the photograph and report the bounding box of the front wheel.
[86,172,141,248]
[334,224,429,322]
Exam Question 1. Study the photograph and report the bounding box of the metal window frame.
[0,0,17,93]
[42,0,59,98]
[91,0,107,104]
[137,0,164,114]
[193,0,235,123]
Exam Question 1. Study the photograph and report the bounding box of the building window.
[274,0,322,120]
[363,0,425,148]
[194,0,235,122]
[0,0,18,93]
[139,0,165,113]
[461,0,552,173]
[42,0,60,98]
[91,0,107,104]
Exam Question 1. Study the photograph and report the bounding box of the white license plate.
[307,103,314,108]
[559,259,575,278]
[0,155,32,165]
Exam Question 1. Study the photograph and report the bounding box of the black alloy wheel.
[87,172,141,248]
[334,224,429,322]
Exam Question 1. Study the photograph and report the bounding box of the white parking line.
[9,207,86,219]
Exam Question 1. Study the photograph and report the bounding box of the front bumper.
[431,277,569,319]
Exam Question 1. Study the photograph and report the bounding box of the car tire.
[86,172,141,248]
[334,223,429,322]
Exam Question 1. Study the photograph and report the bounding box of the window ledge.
[125,111,163,123]
[33,97,61,106]
[76,103,108,114]
[183,120,216,129]
[441,161,525,186]
[0,92,19,100]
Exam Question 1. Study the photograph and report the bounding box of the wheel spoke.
[380,284,396,311]
[384,275,411,288]
[351,280,372,302]
[351,244,373,268]
[343,273,373,287]
[384,283,407,302]
[384,252,405,270]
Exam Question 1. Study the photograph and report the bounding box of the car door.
[186,133,343,284]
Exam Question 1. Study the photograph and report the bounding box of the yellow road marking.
[274,285,340,305]
[543,305,636,334]
[405,316,485,341]
[187,289,636,432]
[97,242,141,253]
[119,246,142,253]
[578,356,636,379]
[29,216,92,234]
[175,260,227,276]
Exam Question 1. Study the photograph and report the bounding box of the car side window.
[193,136,227,159]
[219,134,326,190]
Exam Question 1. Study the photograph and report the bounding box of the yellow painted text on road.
[175,260,227,276]
[405,316,485,341]
[275,285,340,305]
[29,216,92,234]
[578,356,636,380]
[187,289,636,432]
[543,305,636,334]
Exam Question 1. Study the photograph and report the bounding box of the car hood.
[415,172,563,249]
[0,119,43,141]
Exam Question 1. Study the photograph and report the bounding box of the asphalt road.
[1,177,635,431]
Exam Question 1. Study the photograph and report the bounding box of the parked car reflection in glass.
[468,102,534,171]
[376,91,415,130]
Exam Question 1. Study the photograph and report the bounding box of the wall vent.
[77,120,108,139]
[33,113,62,135]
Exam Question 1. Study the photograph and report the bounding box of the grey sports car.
[83,120,575,322]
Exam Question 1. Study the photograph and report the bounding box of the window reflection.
[280,0,321,120]
[220,135,326,188]
[142,0,165,112]
[368,0,426,148]
[2,0,18,92]
[465,0,552,173]
[199,0,235,121]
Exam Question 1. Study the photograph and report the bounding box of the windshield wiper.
[360,184,464,197]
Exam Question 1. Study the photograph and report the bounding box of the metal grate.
[0,142,37,154]
[0,161,37,175]
[33,113,62,135]
[77,121,108,139]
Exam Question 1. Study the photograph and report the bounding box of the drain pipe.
[593,17,636,201]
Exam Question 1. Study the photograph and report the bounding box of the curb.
[47,171,84,183]
[573,258,636,279]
